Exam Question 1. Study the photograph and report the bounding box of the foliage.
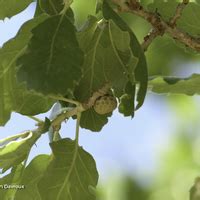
[149,74,200,95]
[0,0,200,199]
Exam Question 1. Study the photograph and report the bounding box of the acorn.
[94,95,117,115]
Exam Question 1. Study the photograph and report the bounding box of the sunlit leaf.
[75,16,138,101]
[38,138,98,200]
[75,13,138,129]
[102,1,148,110]
[15,155,50,200]
[0,15,54,126]
[0,165,24,199]
[0,0,33,20]
[0,130,42,172]
[149,74,200,95]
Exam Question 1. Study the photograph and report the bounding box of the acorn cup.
[94,94,117,115]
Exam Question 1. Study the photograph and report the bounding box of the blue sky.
[0,3,194,184]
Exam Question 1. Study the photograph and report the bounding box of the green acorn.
[94,95,117,115]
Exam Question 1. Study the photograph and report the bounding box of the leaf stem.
[49,95,80,106]
[23,152,29,168]
[75,112,81,142]
[28,115,43,123]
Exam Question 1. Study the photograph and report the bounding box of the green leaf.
[0,0,33,20]
[149,74,200,95]
[38,138,98,200]
[34,0,44,17]
[177,3,200,37]
[147,0,178,21]
[0,155,50,200]
[36,0,74,23]
[0,132,29,147]
[0,130,42,172]
[75,14,138,130]
[15,155,50,200]
[38,0,64,15]
[17,14,84,96]
[0,15,54,126]
[75,16,138,101]
[80,108,111,132]
[102,1,148,110]
[118,81,136,117]
[0,165,24,199]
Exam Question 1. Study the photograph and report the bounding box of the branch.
[169,0,189,28]
[141,0,190,51]
[51,83,111,129]
[51,106,81,129]
[141,28,161,51]
[116,0,200,52]
[14,84,111,142]
[0,83,111,173]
